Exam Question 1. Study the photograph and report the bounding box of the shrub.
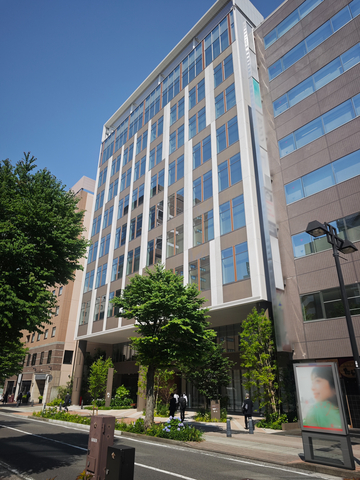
[46,398,62,406]
[256,412,289,430]
[194,408,227,422]
[33,407,91,425]
[147,417,203,442]
[155,401,169,417]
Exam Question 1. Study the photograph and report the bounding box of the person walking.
[17,391,23,407]
[242,393,253,429]
[173,391,179,409]
[64,392,71,412]
[169,393,177,418]
[179,393,187,422]
[2,391,8,404]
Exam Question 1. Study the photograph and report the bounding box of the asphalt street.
[0,412,344,480]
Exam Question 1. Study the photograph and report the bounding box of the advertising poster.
[294,363,347,435]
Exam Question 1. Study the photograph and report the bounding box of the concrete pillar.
[72,340,87,405]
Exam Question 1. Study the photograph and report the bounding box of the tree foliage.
[0,340,28,386]
[112,263,215,428]
[0,153,88,347]
[184,343,235,404]
[88,357,116,405]
[239,308,279,414]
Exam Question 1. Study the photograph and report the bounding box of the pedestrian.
[169,393,176,418]
[173,391,179,409]
[17,391,23,407]
[2,392,8,404]
[64,392,71,412]
[179,393,187,422]
[26,391,31,403]
[242,393,253,429]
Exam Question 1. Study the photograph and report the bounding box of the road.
[0,412,343,480]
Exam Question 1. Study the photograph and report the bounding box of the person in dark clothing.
[179,393,187,422]
[17,391,23,407]
[169,393,177,418]
[64,393,71,412]
[2,392,8,404]
[26,391,31,403]
[242,393,253,429]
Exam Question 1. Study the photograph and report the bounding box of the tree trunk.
[144,364,155,429]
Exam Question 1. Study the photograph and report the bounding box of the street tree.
[88,357,116,405]
[0,340,28,387]
[184,342,235,408]
[112,263,215,428]
[0,153,89,348]
[239,307,279,414]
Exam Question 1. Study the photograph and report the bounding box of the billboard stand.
[294,362,355,471]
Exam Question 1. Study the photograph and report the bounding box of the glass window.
[203,171,212,200]
[214,64,222,88]
[341,43,360,71]
[301,292,323,321]
[189,115,196,139]
[193,143,201,169]
[302,164,335,197]
[204,210,214,243]
[313,57,343,90]
[350,0,360,17]
[193,177,202,205]
[299,0,322,18]
[222,247,235,284]
[269,59,283,81]
[217,125,226,153]
[198,108,206,132]
[233,195,245,230]
[189,87,196,110]
[331,6,351,32]
[215,92,225,118]
[126,250,133,275]
[353,93,360,116]
[226,83,236,110]
[288,77,315,107]
[283,41,307,70]
[203,135,211,163]
[230,153,241,184]
[322,99,354,133]
[277,10,299,38]
[279,134,295,158]
[294,117,323,148]
[235,242,250,280]
[274,94,289,117]
[169,161,175,186]
[193,216,202,246]
[344,212,360,243]
[224,54,233,79]
[218,161,229,192]
[264,29,277,49]
[178,126,184,148]
[228,117,238,146]
[292,232,315,258]
[177,155,184,180]
[220,201,231,235]
[306,21,332,52]
[333,150,360,183]
[285,178,304,204]
[178,98,184,119]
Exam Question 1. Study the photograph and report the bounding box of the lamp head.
[306,220,328,238]
[339,239,358,255]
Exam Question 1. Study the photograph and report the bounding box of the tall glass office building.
[73,0,284,410]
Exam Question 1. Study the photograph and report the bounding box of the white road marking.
[0,415,340,480]
[135,463,197,479]
[0,459,34,480]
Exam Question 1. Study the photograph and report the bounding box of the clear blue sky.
[1,0,283,190]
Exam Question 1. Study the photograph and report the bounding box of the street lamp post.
[306,220,360,393]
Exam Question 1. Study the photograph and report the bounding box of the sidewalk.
[1,402,360,479]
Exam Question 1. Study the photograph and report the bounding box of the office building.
[75,0,285,410]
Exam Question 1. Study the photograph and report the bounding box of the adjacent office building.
[254,0,360,411]
[75,0,285,410]
[4,177,95,404]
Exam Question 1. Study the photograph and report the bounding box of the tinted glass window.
[294,117,323,148]
[288,77,315,107]
[302,164,334,197]
[322,100,354,133]
[313,57,342,90]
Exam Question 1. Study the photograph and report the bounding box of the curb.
[28,416,360,478]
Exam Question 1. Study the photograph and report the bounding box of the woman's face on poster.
[311,375,335,402]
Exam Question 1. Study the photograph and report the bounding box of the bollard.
[226,419,232,437]
[106,445,135,480]
[59,402,62,411]
[31,401,34,407]
[249,417,254,434]
[81,399,84,410]
[43,403,46,412]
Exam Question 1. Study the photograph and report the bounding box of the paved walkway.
[1,402,360,479]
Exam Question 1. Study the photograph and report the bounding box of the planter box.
[282,421,299,431]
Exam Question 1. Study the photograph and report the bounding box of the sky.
[1,0,283,190]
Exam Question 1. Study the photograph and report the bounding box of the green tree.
[88,357,116,405]
[239,308,279,414]
[0,340,28,386]
[112,263,215,428]
[0,153,88,348]
[184,343,235,407]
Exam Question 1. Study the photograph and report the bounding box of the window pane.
[193,216,203,246]
[277,10,299,38]
[301,292,323,321]
[204,210,214,242]
[264,29,277,49]
[344,212,360,243]
[226,84,236,110]
[215,93,225,118]
[176,225,184,255]
[313,233,332,253]
[189,115,196,139]
[235,242,250,280]
[218,161,229,192]
[233,195,245,230]
[302,164,335,196]
[222,248,235,284]
[224,54,233,79]
[274,94,289,116]
[299,0,322,19]
[189,260,198,286]
[198,108,206,132]
[199,256,210,291]
[203,171,212,200]
[220,201,231,235]
[217,125,226,153]
[313,57,343,90]
[306,21,332,52]
[294,117,323,148]
[203,136,211,163]
[269,59,283,81]
[333,150,360,183]
[331,6,351,32]
[193,177,202,205]
[169,161,175,186]
[292,232,314,258]
[189,87,196,110]
[193,143,201,169]
[322,99,354,133]
[170,105,177,126]
[350,0,360,17]
[341,43,360,71]
[198,79,205,102]
[177,189,184,215]
[352,93,360,116]
[214,64,223,87]
[282,41,307,70]
[279,134,295,157]
[228,117,238,146]
[288,77,315,107]
[230,153,241,185]
[285,178,304,204]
